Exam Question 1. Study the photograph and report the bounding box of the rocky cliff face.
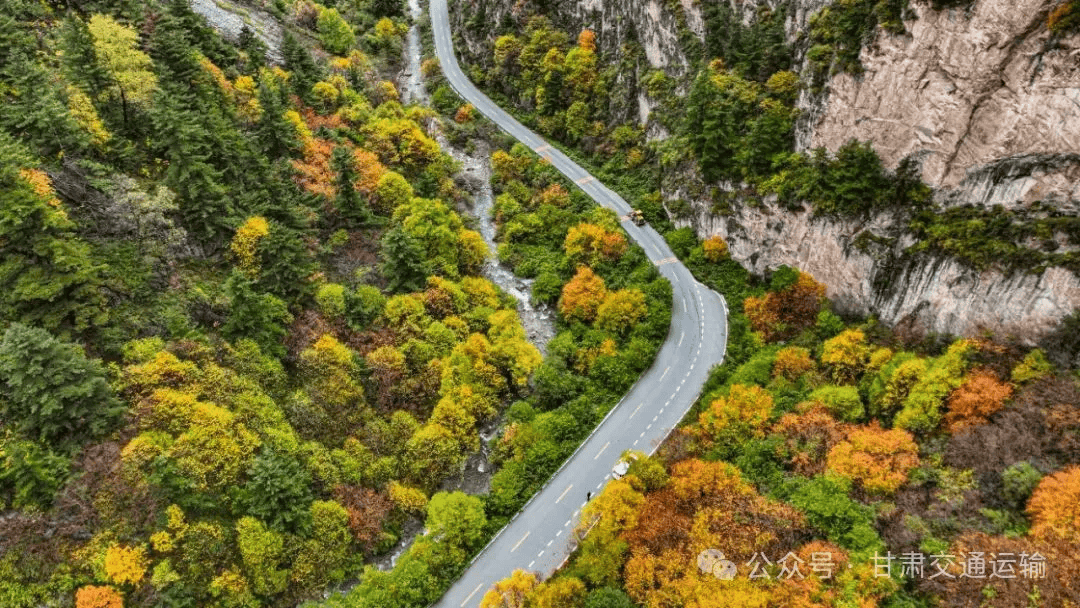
[450,0,1080,340]
[807,0,1080,203]
[675,196,1080,341]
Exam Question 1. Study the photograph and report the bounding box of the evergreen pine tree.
[332,145,367,221]
[0,135,108,331]
[282,32,322,102]
[0,323,124,446]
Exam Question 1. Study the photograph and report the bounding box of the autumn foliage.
[743,270,825,342]
[772,346,815,381]
[564,223,627,266]
[1027,465,1080,540]
[943,368,1013,432]
[76,586,124,608]
[621,460,809,606]
[698,384,773,444]
[774,405,849,476]
[559,266,607,322]
[104,544,148,586]
[702,235,729,262]
[826,422,919,495]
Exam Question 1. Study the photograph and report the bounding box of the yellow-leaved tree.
[87,14,157,126]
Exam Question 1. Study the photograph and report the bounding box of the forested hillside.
[0,1,672,606]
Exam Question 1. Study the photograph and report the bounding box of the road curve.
[428,1,729,605]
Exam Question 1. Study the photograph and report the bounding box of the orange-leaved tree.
[826,422,919,495]
[943,368,1013,432]
[76,585,124,608]
[743,270,825,342]
[559,266,607,322]
[1027,465,1080,540]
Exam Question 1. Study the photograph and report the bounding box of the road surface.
[428,1,730,604]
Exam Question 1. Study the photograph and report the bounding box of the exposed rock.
[674,195,1080,342]
[808,0,1080,200]
[190,0,284,64]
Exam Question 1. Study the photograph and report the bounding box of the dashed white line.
[528,560,535,569]
[652,415,658,422]
[511,531,530,552]
[678,331,684,347]
[629,402,643,419]
[538,550,545,558]
[639,431,645,438]
[547,539,554,547]
[462,583,484,606]
[556,484,573,503]
[594,442,611,460]
[647,424,652,430]
[556,530,563,537]
[659,366,670,380]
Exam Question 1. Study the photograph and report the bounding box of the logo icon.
[697,549,737,580]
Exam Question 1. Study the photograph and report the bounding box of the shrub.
[1011,349,1054,384]
[785,474,882,553]
[1002,461,1043,509]
[315,283,347,319]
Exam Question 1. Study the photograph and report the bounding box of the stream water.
[399,0,556,353]
[369,0,556,573]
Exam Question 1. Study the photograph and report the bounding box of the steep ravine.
[451,0,1080,341]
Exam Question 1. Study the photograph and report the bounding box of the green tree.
[0,435,71,508]
[332,145,366,221]
[61,16,108,98]
[406,424,466,490]
[0,170,107,329]
[235,516,288,596]
[222,271,293,359]
[239,448,314,534]
[380,226,429,293]
[425,491,487,555]
[317,7,356,56]
[0,323,123,446]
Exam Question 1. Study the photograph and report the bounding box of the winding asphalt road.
[429,1,729,605]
